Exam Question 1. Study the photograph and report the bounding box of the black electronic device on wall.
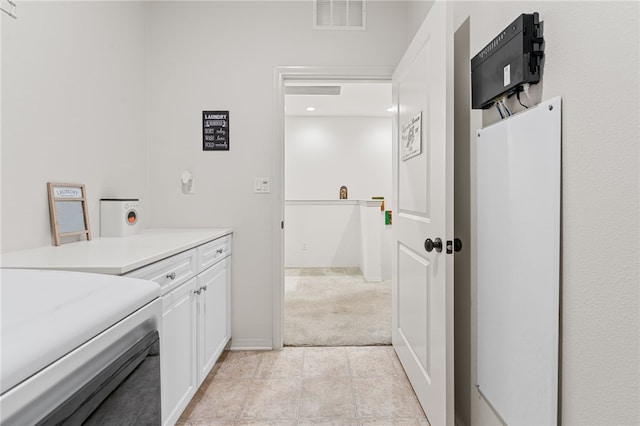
[471,13,544,109]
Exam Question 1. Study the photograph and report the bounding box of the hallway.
[177,346,428,425]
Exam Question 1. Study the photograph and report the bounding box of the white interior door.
[391,2,454,425]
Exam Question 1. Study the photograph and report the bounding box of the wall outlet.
[302,242,309,250]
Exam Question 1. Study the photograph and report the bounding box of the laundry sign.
[401,112,422,161]
[53,186,83,199]
[202,111,229,151]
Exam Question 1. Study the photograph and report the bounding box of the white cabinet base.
[122,232,232,426]
[196,256,231,385]
[161,278,197,426]
[0,229,233,426]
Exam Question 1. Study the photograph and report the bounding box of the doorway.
[279,77,394,347]
[273,5,465,421]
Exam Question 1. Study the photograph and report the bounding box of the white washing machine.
[100,199,140,237]
[0,269,161,425]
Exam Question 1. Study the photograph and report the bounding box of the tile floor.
[177,346,429,425]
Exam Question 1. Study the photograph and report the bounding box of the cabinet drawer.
[196,235,231,272]
[161,277,196,313]
[125,249,197,295]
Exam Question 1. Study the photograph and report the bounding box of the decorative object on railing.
[1,0,17,19]
[385,211,392,225]
[339,185,348,199]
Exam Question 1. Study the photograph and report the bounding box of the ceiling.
[284,82,393,117]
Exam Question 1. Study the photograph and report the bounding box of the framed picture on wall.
[401,112,422,161]
[202,110,230,151]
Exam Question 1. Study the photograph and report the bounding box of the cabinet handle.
[166,272,177,280]
[194,288,201,295]
[216,248,223,255]
[202,284,208,292]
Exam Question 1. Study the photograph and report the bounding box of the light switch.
[254,177,270,193]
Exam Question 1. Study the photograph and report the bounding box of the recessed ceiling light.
[306,107,316,112]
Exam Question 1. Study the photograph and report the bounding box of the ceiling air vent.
[285,86,342,96]
[314,0,366,30]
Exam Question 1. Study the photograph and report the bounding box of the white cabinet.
[0,229,232,426]
[123,234,232,426]
[196,256,231,385]
[161,278,197,423]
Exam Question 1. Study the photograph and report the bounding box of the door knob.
[424,238,443,253]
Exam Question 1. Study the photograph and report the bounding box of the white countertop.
[0,269,161,394]
[0,228,232,275]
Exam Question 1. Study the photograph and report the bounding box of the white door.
[391,2,454,425]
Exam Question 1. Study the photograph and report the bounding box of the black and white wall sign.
[203,111,229,151]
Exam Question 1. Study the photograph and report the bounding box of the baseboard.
[229,338,273,351]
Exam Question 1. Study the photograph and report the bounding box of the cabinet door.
[196,256,231,385]
[161,278,197,426]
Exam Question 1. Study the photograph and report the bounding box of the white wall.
[453,2,640,425]
[285,201,361,268]
[285,115,392,201]
[285,200,389,281]
[145,1,409,349]
[1,2,149,251]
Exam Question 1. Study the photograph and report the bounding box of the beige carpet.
[284,268,392,346]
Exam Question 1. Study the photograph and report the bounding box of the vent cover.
[314,0,366,30]
[285,86,342,96]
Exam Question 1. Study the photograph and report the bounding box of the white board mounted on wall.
[475,97,561,425]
